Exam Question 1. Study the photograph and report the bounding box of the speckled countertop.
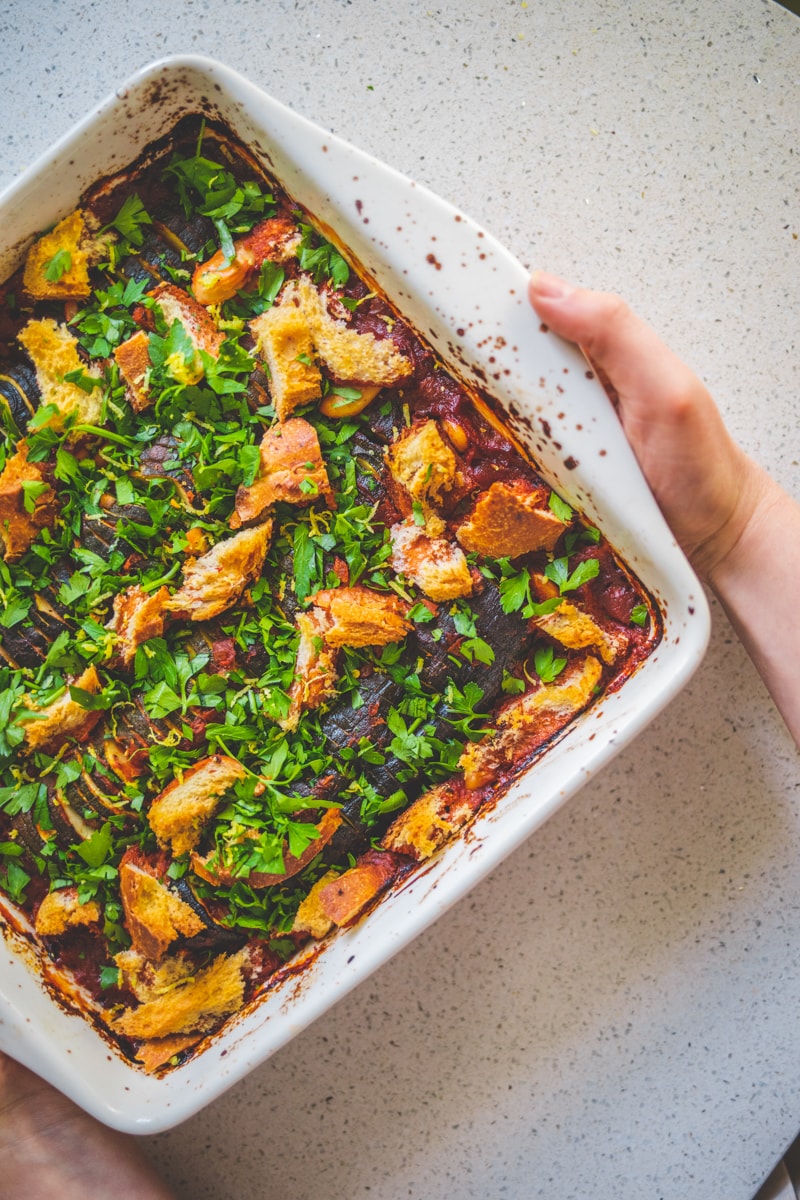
[1,2,799,1197]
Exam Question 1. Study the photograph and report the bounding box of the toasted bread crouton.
[311,585,411,649]
[19,664,104,754]
[456,480,566,559]
[459,655,603,788]
[149,282,225,376]
[385,420,462,536]
[192,807,343,889]
[533,600,627,665]
[147,754,248,857]
[381,777,482,861]
[113,330,152,412]
[34,886,101,936]
[0,442,58,562]
[250,303,322,421]
[111,946,249,1039]
[120,853,206,961]
[17,318,103,430]
[318,849,405,927]
[280,608,340,732]
[292,869,340,939]
[115,948,195,1003]
[166,522,273,622]
[389,521,472,602]
[234,418,333,525]
[283,276,412,387]
[107,584,170,667]
[23,210,91,301]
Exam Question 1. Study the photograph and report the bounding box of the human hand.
[528,272,800,746]
[527,272,769,581]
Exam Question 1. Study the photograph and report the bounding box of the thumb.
[527,271,702,410]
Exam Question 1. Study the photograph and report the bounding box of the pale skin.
[0,274,797,1200]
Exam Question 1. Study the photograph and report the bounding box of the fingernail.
[530,270,571,300]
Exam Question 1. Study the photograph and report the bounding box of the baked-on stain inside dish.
[0,116,660,1073]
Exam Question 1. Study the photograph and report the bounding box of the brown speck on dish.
[564,456,578,470]
[599,449,607,457]
[585,370,595,379]
[426,253,442,270]
[322,145,328,152]
[456,327,465,337]
[539,323,549,333]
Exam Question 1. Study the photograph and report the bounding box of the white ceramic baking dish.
[0,55,710,1133]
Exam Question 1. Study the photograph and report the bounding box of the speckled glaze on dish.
[0,56,710,1133]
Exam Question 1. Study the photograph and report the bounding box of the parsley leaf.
[43,248,72,282]
[630,603,648,627]
[533,645,568,684]
[548,491,573,523]
[544,555,600,594]
[109,193,153,247]
[297,224,350,288]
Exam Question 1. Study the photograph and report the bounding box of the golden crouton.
[280,609,340,732]
[456,480,566,559]
[385,420,461,535]
[460,655,603,788]
[389,521,473,602]
[120,856,205,961]
[166,522,273,622]
[284,276,412,386]
[23,210,91,301]
[147,754,248,857]
[115,948,195,1003]
[19,664,104,755]
[311,585,411,649]
[533,600,627,665]
[0,442,59,562]
[234,418,333,525]
[113,330,152,412]
[292,869,340,939]
[250,303,322,421]
[381,778,481,861]
[111,947,249,1039]
[34,886,101,937]
[17,318,103,430]
[107,584,170,667]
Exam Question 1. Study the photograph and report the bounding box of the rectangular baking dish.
[0,55,710,1133]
